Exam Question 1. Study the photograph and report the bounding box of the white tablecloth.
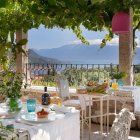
[133,88,140,113]
[1,111,80,140]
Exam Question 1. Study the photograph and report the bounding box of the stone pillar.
[16,30,29,84]
[119,8,133,85]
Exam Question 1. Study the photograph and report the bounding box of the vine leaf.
[0,0,8,8]
[16,39,28,46]
[91,0,105,4]
[48,0,56,5]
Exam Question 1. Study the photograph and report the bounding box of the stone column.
[16,30,29,84]
[119,8,133,85]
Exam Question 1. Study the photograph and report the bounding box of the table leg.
[89,97,91,140]
[100,97,103,139]
[107,96,109,134]
[81,109,84,140]
[115,93,117,115]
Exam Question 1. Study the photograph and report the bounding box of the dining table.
[0,104,80,140]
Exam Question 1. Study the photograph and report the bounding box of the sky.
[28,25,140,49]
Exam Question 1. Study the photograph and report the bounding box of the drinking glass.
[26,98,36,113]
[117,79,124,87]
[112,83,118,89]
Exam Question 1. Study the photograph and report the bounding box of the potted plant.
[0,70,24,113]
[111,72,127,86]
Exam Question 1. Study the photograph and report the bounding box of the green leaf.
[0,0,8,8]
[78,0,86,6]
[0,46,6,59]
[48,0,56,5]
[31,3,40,15]
[91,0,105,4]
[6,42,12,48]
[57,1,66,7]
[100,43,105,48]
[16,39,28,46]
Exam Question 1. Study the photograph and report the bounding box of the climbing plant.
[0,0,140,68]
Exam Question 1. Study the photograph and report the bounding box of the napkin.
[132,88,140,113]
[0,103,9,115]
[0,108,8,115]
[50,105,76,113]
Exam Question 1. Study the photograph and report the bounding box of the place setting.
[15,98,68,126]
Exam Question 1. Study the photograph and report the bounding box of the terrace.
[0,0,140,140]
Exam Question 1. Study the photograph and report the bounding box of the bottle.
[42,87,50,106]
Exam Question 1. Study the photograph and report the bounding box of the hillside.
[32,44,140,64]
[28,49,63,64]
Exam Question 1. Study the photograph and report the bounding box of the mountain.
[28,49,63,64]
[32,44,140,64]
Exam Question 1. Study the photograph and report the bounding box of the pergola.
[0,0,140,85]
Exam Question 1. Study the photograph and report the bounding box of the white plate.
[21,113,55,123]
[55,113,65,119]
[20,112,65,123]
[50,105,76,113]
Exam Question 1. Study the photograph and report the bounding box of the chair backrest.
[108,108,135,140]
[78,95,93,111]
[78,95,87,110]
[56,77,69,98]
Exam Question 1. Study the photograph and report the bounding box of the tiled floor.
[82,124,140,140]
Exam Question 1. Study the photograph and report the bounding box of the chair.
[78,94,92,139]
[78,94,108,140]
[93,108,135,140]
[56,76,80,109]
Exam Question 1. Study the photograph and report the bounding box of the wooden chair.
[56,76,80,109]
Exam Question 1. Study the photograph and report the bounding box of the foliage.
[0,0,140,66]
[0,70,24,99]
[30,65,115,87]
[0,37,28,70]
[134,73,140,85]
[29,66,140,87]
[0,121,19,139]
[31,79,56,87]
[111,72,127,80]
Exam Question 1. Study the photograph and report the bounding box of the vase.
[6,98,22,117]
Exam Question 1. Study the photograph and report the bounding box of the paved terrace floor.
[82,124,140,140]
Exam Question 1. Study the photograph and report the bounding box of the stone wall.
[91,100,140,130]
